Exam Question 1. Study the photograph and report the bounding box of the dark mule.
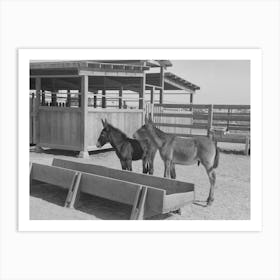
[96,119,155,173]
[133,119,219,205]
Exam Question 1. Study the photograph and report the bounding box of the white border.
[18,49,262,232]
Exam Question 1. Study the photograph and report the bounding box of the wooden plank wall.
[38,107,82,150]
[87,109,144,149]
[153,105,193,135]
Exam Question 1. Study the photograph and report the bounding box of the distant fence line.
[149,103,250,155]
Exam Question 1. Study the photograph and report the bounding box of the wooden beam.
[207,104,213,137]
[139,74,146,109]
[150,87,154,104]
[93,90,97,108]
[79,69,144,77]
[190,93,193,104]
[119,87,123,109]
[78,75,89,158]
[34,77,41,144]
[65,172,82,208]
[159,66,164,104]
[102,89,106,108]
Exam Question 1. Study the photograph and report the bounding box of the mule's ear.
[144,115,149,124]
[146,114,153,124]
[101,119,105,127]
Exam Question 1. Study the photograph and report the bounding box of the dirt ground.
[30,142,250,220]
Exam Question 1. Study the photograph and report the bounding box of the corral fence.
[150,103,250,155]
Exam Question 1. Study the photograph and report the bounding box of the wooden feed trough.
[30,158,195,220]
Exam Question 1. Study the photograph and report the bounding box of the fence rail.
[151,103,250,154]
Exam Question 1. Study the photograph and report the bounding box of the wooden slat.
[52,159,194,195]
[80,173,144,205]
[213,104,250,110]
[154,122,208,129]
[153,113,193,118]
[155,103,209,109]
[137,186,148,220]
[130,186,142,220]
[194,114,250,122]
[65,172,82,208]
[31,164,77,189]
[214,137,249,144]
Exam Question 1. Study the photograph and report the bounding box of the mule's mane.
[107,123,128,139]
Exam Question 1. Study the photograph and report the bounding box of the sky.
[164,60,250,105]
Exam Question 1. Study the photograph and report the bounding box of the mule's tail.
[213,141,220,169]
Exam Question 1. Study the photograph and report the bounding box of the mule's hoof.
[207,198,214,206]
[173,209,182,215]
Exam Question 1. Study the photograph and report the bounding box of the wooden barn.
[30,60,200,157]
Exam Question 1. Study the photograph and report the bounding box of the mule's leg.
[170,162,176,179]
[142,159,148,174]
[206,169,216,205]
[126,159,133,171]
[148,150,157,175]
[164,160,171,178]
[120,160,127,170]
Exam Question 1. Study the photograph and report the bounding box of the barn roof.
[30,60,199,93]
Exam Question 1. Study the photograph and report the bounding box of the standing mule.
[96,119,155,174]
[133,119,219,205]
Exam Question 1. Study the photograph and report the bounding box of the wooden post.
[245,135,250,156]
[119,87,123,109]
[159,66,164,104]
[34,77,41,145]
[137,186,148,220]
[190,93,193,105]
[102,89,106,108]
[66,90,71,107]
[139,74,146,109]
[130,186,142,220]
[78,75,89,158]
[207,104,213,137]
[150,87,154,104]
[42,90,45,106]
[51,92,57,106]
[65,172,82,208]
[93,90,97,108]
[130,186,148,220]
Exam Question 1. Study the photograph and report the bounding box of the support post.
[65,172,82,208]
[102,89,106,108]
[119,87,123,109]
[51,92,57,106]
[34,77,41,145]
[159,66,164,104]
[245,135,250,156]
[207,104,213,137]
[66,90,71,107]
[150,87,154,104]
[139,74,146,109]
[78,75,89,158]
[42,90,45,106]
[93,90,97,108]
[190,93,193,105]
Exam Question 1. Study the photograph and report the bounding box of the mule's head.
[133,117,155,141]
[96,119,110,148]
[133,124,149,141]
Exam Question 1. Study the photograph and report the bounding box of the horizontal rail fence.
[153,104,250,153]
[29,91,143,110]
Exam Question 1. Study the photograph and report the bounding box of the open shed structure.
[30,60,200,157]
